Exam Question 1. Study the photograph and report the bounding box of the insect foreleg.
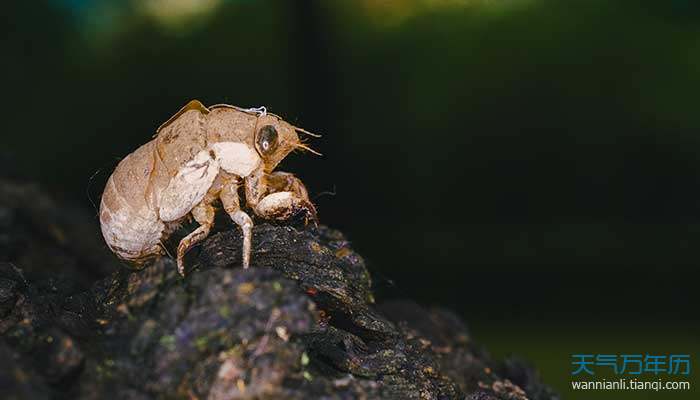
[245,170,317,225]
[176,201,215,276]
[265,171,311,202]
[261,171,317,223]
[221,181,253,268]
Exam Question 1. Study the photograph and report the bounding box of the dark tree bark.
[0,178,558,400]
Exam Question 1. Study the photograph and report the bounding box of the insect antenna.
[294,126,322,138]
[293,142,323,156]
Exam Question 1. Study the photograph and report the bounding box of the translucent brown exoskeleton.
[99,100,320,275]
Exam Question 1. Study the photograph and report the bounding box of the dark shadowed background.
[3,1,699,398]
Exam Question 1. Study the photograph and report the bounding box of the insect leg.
[256,171,317,224]
[266,172,311,201]
[221,181,253,268]
[176,201,215,276]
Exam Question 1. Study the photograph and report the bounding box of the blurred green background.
[3,1,699,398]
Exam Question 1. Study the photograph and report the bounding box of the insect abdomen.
[100,141,165,264]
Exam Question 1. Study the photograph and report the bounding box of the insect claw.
[178,261,186,277]
[299,200,319,227]
[309,216,319,228]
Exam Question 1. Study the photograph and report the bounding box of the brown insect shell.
[100,138,167,264]
[100,100,303,266]
[100,101,255,265]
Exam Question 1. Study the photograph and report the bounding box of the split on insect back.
[99,100,321,276]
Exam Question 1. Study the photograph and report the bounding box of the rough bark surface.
[0,178,559,400]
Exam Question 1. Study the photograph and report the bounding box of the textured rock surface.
[0,179,559,399]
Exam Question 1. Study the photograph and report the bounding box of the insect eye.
[257,125,279,155]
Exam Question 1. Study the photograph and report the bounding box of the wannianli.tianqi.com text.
[571,379,690,391]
